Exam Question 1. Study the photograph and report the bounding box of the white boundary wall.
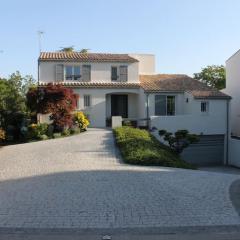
[229,137,240,167]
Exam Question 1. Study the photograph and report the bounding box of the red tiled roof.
[140,74,231,99]
[39,82,140,89]
[39,52,138,63]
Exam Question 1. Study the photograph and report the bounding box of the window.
[155,95,175,116]
[119,66,128,82]
[65,66,81,80]
[167,96,175,115]
[73,66,81,80]
[84,95,91,108]
[111,66,128,82]
[201,101,209,113]
[65,66,73,80]
[111,67,118,81]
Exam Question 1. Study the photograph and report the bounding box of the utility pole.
[37,31,44,85]
[37,31,44,53]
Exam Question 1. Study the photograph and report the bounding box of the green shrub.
[114,127,194,169]
[53,133,62,138]
[61,129,70,136]
[28,123,48,139]
[47,124,54,138]
[38,134,48,140]
[69,126,80,135]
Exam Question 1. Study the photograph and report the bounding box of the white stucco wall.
[225,50,240,136]
[149,94,228,135]
[74,88,140,127]
[39,61,139,83]
[129,54,155,75]
[150,114,227,135]
[229,138,240,167]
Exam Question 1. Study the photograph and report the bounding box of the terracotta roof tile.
[39,52,138,63]
[39,82,140,89]
[140,74,231,99]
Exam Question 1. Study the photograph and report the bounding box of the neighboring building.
[38,52,231,165]
[225,49,240,136]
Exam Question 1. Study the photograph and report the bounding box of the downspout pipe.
[146,93,150,130]
[225,99,230,166]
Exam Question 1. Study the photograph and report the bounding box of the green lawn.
[114,127,195,169]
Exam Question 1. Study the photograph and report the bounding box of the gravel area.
[0,128,239,229]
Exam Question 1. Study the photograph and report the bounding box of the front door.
[111,95,128,118]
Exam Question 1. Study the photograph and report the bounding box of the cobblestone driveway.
[0,128,240,229]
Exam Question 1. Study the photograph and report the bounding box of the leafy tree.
[79,48,90,53]
[158,129,199,154]
[194,65,226,90]
[59,46,75,52]
[0,72,35,140]
[27,84,79,130]
[59,47,90,53]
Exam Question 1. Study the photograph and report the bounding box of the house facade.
[38,52,230,165]
[225,49,240,136]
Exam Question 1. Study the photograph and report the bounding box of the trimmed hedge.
[114,127,195,169]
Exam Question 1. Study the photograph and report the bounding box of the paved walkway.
[0,128,240,230]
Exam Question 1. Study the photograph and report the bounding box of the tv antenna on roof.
[37,31,44,53]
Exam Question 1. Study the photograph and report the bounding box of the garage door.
[181,135,225,166]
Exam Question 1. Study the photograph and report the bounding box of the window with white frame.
[84,95,91,108]
[65,66,81,80]
[155,95,175,116]
[111,66,128,82]
[201,101,209,113]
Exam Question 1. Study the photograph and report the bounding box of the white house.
[38,51,230,165]
[224,49,240,167]
[225,49,240,136]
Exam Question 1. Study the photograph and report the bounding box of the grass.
[114,127,195,169]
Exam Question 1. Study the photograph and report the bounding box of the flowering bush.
[74,112,89,131]
[28,123,48,139]
[0,128,6,141]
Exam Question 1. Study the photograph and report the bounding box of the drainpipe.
[225,99,230,166]
[146,93,150,130]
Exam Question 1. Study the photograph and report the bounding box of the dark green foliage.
[194,65,225,90]
[0,72,36,141]
[38,134,48,140]
[53,133,62,138]
[114,127,194,169]
[159,129,199,154]
[69,126,80,135]
[61,129,70,136]
[46,124,54,138]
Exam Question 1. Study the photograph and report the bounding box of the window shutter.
[55,64,64,82]
[119,66,128,82]
[82,65,91,82]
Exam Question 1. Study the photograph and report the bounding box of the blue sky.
[0,0,240,79]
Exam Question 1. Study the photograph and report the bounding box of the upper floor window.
[111,66,128,82]
[201,101,209,113]
[65,66,81,81]
[111,67,118,81]
[155,95,175,116]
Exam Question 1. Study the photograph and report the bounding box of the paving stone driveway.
[0,128,240,229]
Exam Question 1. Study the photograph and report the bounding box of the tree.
[79,48,90,54]
[27,84,79,130]
[0,72,35,140]
[194,65,225,90]
[59,47,90,53]
[59,46,75,52]
[158,129,199,154]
